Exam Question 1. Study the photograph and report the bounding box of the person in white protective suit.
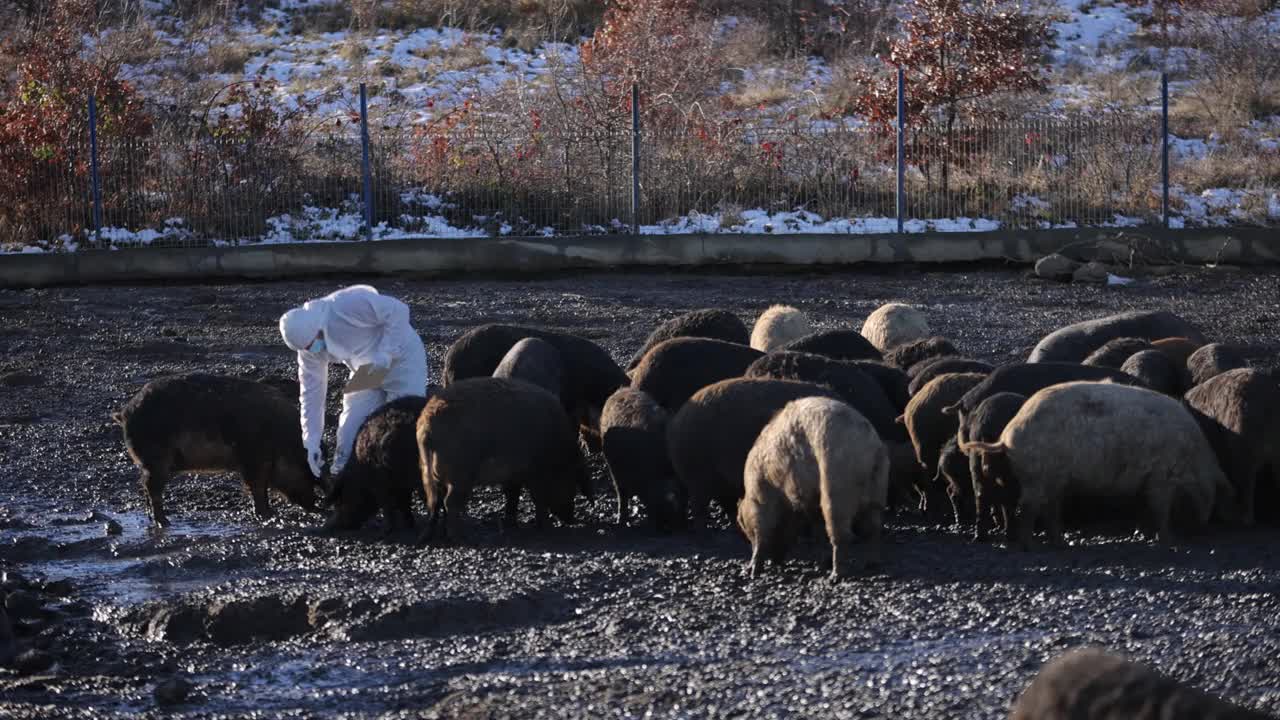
[278,284,428,478]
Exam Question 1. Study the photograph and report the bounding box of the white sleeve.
[298,350,328,453]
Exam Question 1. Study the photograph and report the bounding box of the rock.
[13,649,54,675]
[205,595,310,646]
[1,570,31,591]
[1034,254,1080,281]
[5,590,41,620]
[104,519,123,536]
[154,677,194,706]
[142,605,205,645]
[1072,261,1112,284]
[0,371,44,387]
[40,579,73,596]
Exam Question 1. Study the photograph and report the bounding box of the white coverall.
[280,285,428,476]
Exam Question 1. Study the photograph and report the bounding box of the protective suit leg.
[333,388,387,475]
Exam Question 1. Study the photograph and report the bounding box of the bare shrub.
[1176,0,1280,136]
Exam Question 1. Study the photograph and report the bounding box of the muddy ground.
[1,263,1279,719]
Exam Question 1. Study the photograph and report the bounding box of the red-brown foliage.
[850,0,1054,131]
[0,0,152,245]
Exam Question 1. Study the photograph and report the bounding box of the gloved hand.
[307,447,325,479]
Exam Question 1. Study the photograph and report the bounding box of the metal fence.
[1,76,1271,253]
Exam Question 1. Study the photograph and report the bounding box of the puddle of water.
[788,629,1047,676]
[15,511,248,607]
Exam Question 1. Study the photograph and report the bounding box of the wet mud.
[1,264,1279,718]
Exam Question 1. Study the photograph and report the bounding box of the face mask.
[308,338,327,355]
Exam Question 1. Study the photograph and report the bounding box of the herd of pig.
[110,304,1277,582]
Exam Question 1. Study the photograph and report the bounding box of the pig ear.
[894,414,905,425]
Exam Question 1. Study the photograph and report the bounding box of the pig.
[956,392,1027,541]
[629,337,763,412]
[883,336,958,372]
[1188,343,1249,386]
[961,381,1231,549]
[738,397,889,581]
[320,395,429,535]
[1009,646,1273,720]
[113,373,321,528]
[745,351,904,443]
[1082,337,1153,369]
[898,372,988,515]
[600,387,685,530]
[847,361,911,413]
[744,351,919,510]
[627,308,749,370]
[1121,349,1185,396]
[492,337,563,398]
[1183,368,1280,526]
[750,305,812,352]
[667,377,843,526]
[780,329,882,362]
[1027,310,1206,363]
[944,362,1148,437]
[440,324,629,448]
[907,358,994,397]
[416,377,588,544]
[1151,336,1203,369]
[861,303,931,352]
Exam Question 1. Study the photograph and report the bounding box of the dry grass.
[340,36,369,65]
[202,40,257,75]
[438,41,491,72]
[727,78,798,110]
[1174,143,1280,192]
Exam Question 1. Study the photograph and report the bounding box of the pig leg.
[442,483,471,544]
[1015,500,1040,551]
[1147,483,1177,546]
[823,501,855,583]
[609,466,629,526]
[855,506,884,572]
[715,495,739,527]
[141,465,171,528]
[1044,499,1065,547]
[743,498,781,579]
[244,462,275,521]
[502,482,523,530]
[947,486,963,530]
[1231,455,1258,527]
[688,487,712,531]
[615,491,630,527]
[972,490,990,543]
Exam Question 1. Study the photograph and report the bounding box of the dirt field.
[1,264,1279,719]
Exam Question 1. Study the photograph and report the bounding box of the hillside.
[0,0,1277,250]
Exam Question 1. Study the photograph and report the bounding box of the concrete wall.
[0,228,1275,289]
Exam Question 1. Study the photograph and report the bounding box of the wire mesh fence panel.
[903,113,1162,229]
[638,122,898,232]
[372,116,634,237]
[1,102,1268,254]
[0,145,94,250]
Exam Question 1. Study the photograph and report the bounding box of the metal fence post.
[360,82,373,240]
[1161,72,1169,229]
[631,82,641,237]
[895,68,905,234]
[88,95,103,247]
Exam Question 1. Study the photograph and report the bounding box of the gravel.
[1,264,1278,719]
